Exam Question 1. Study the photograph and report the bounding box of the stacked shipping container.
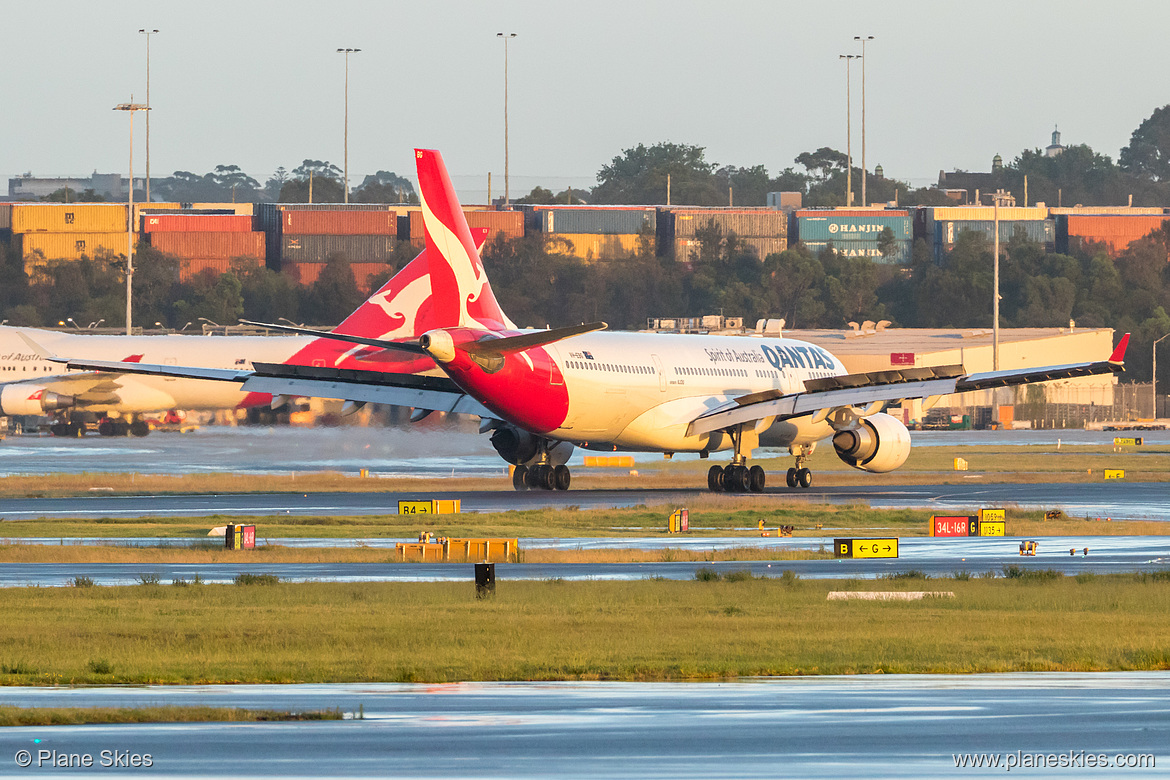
[794,209,912,264]
[921,206,1054,261]
[532,205,655,261]
[278,207,401,287]
[9,204,136,280]
[658,208,787,262]
[404,209,523,249]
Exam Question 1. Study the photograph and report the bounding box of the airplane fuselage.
[442,330,848,454]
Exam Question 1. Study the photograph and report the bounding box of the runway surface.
[0,674,1165,778]
[3,426,1163,478]
[1,480,1167,521]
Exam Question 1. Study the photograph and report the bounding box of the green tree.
[760,246,826,328]
[353,171,416,203]
[278,160,345,203]
[593,142,720,205]
[41,188,104,202]
[302,256,363,324]
[515,186,556,205]
[876,226,897,260]
[1120,105,1170,182]
[239,266,302,324]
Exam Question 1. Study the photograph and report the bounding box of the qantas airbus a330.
[55,149,1129,492]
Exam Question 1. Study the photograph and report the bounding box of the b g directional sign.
[835,538,899,559]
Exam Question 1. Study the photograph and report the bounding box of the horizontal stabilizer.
[238,320,427,355]
[461,322,607,357]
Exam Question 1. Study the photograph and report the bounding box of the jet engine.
[0,385,74,416]
[490,424,573,467]
[831,412,911,473]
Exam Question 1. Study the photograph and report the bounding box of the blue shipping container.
[796,214,912,243]
[934,219,1055,247]
[802,239,911,265]
[540,207,655,235]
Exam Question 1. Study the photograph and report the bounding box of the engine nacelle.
[831,412,911,473]
[0,385,74,416]
[491,426,539,465]
[489,425,573,467]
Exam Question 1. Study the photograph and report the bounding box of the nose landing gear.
[785,445,814,488]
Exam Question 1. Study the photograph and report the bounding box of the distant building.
[6,173,145,201]
[936,156,1003,205]
[1045,126,1066,157]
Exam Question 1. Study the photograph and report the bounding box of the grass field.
[0,441,1165,498]
[0,706,344,726]
[2,574,1169,684]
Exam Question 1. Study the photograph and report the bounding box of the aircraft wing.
[686,340,1128,437]
[51,356,496,419]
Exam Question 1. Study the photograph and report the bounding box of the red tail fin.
[1109,332,1130,363]
[332,227,492,339]
[415,149,513,331]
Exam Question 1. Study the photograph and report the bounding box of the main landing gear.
[707,424,766,493]
[707,463,766,493]
[512,463,571,492]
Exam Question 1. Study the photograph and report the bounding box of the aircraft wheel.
[748,465,766,493]
[69,422,85,437]
[796,467,813,489]
[98,420,115,437]
[707,465,725,492]
[130,420,150,437]
[540,465,556,490]
[50,422,68,437]
[524,465,543,489]
[553,465,571,491]
[733,466,751,492]
[786,467,798,488]
[512,465,529,491]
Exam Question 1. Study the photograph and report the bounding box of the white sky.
[4,0,1168,201]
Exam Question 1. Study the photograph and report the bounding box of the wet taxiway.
[0,674,1165,778]
[1,480,1167,521]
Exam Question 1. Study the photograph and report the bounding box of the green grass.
[1,576,1169,684]
[0,705,344,727]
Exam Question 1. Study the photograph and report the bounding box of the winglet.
[1109,332,1130,363]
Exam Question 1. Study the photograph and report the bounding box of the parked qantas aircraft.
[2,230,489,436]
[56,149,1130,491]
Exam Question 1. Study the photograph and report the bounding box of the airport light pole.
[992,191,1002,371]
[113,99,149,335]
[337,48,361,204]
[497,32,516,207]
[839,54,859,207]
[854,35,874,206]
[138,29,158,203]
[1155,333,1170,419]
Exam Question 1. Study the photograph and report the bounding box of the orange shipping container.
[408,209,523,240]
[149,231,266,260]
[143,214,254,233]
[179,257,264,283]
[1064,215,1169,255]
[282,210,397,235]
